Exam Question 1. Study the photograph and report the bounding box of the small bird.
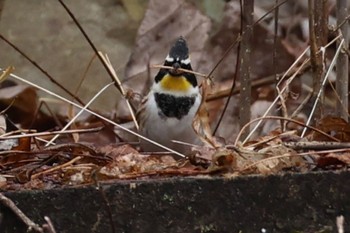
[137,37,201,154]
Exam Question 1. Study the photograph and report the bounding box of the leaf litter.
[1,0,350,191]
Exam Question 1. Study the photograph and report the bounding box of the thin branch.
[45,82,115,146]
[301,39,345,137]
[0,193,43,232]
[0,127,102,139]
[242,48,310,144]
[57,0,122,94]
[31,156,82,179]
[0,34,86,106]
[151,64,211,79]
[2,69,186,158]
[238,0,254,138]
[99,52,139,130]
[235,115,340,146]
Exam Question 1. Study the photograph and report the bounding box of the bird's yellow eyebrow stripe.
[160,74,192,92]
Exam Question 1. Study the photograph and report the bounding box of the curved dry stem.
[151,64,211,79]
[235,115,340,146]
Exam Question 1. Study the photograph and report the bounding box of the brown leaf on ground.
[207,148,237,172]
[193,79,220,148]
[311,116,350,142]
[316,152,350,169]
[0,82,58,131]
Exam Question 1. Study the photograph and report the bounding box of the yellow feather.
[160,74,191,91]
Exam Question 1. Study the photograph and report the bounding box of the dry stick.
[246,130,296,149]
[238,0,253,139]
[58,0,139,131]
[211,0,289,135]
[0,127,102,139]
[2,70,186,158]
[0,34,86,106]
[308,0,328,123]
[333,14,350,32]
[273,0,284,131]
[0,193,43,233]
[57,0,122,94]
[206,75,274,102]
[31,156,82,179]
[301,39,345,137]
[68,53,98,142]
[284,141,350,150]
[212,43,241,135]
[0,66,14,82]
[43,216,57,233]
[207,0,289,82]
[205,65,310,102]
[337,215,345,233]
[151,64,210,79]
[235,115,340,146]
[242,49,310,144]
[244,34,342,143]
[45,82,115,146]
[98,52,139,129]
[336,0,349,120]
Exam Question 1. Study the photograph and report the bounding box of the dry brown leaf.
[311,116,350,142]
[192,79,220,148]
[316,152,350,169]
[207,148,237,172]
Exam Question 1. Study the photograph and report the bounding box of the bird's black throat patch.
[154,93,196,120]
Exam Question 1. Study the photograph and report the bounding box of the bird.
[137,36,201,154]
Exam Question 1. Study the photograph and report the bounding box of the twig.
[0,34,86,106]
[337,215,344,233]
[238,0,253,138]
[43,216,57,233]
[284,141,350,150]
[31,156,82,179]
[243,49,310,144]
[235,115,340,146]
[99,52,139,130]
[57,0,122,94]
[0,127,102,139]
[2,69,186,158]
[151,64,211,79]
[0,193,43,232]
[212,33,241,136]
[308,0,328,123]
[45,82,115,146]
[301,39,345,137]
[206,0,289,80]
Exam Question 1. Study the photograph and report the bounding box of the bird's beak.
[170,62,182,75]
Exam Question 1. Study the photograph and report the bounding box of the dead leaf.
[311,116,350,142]
[192,78,218,147]
[207,148,237,172]
[316,152,350,169]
